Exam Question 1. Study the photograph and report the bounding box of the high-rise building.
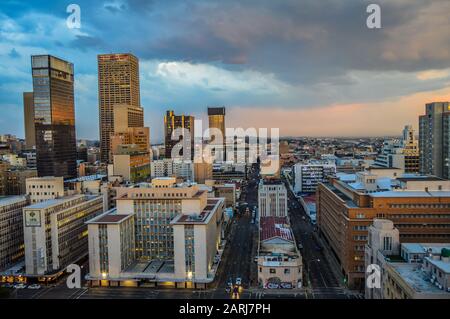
[23,92,35,149]
[31,55,77,178]
[208,107,226,161]
[419,102,450,179]
[293,162,336,194]
[164,110,195,160]
[98,53,141,162]
[207,107,226,140]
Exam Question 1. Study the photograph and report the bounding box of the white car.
[235,277,242,286]
[14,283,27,289]
[28,284,41,290]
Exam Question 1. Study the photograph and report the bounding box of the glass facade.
[32,55,77,178]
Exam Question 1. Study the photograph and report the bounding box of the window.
[284,269,290,274]
[383,236,392,251]
[269,269,276,274]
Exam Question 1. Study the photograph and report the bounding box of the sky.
[0,0,450,143]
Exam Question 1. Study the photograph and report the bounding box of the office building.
[419,102,450,179]
[23,194,103,278]
[23,92,35,149]
[112,145,151,183]
[111,127,150,155]
[86,177,226,288]
[31,55,77,179]
[194,161,213,184]
[207,107,226,161]
[164,110,195,160]
[0,196,29,271]
[98,53,141,162]
[317,168,450,289]
[150,159,194,181]
[258,179,288,218]
[293,162,336,194]
[26,176,64,204]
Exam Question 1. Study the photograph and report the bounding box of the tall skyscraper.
[23,92,35,149]
[31,55,77,178]
[208,107,226,161]
[419,102,450,178]
[98,53,141,162]
[164,110,195,160]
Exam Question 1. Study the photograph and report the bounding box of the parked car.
[280,282,292,289]
[266,283,279,289]
[13,283,27,289]
[227,278,233,287]
[28,284,41,290]
[235,277,242,286]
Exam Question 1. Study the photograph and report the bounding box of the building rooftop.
[0,195,28,207]
[65,174,107,183]
[390,263,449,295]
[425,257,450,274]
[171,198,224,225]
[260,216,294,242]
[370,191,450,198]
[25,194,97,209]
[402,243,450,255]
[87,208,134,224]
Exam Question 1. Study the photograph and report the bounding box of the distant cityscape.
[0,45,449,301]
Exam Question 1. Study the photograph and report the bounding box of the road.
[283,177,341,290]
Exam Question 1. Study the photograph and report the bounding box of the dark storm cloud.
[67,0,450,85]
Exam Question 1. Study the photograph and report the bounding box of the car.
[28,284,41,290]
[235,277,242,286]
[298,243,303,250]
[2,283,13,288]
[13,283,27,289]
[280,282,292,289]
[266,283,279,289]
[227,278,233,287]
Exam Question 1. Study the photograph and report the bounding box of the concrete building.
[257,216,303,289]
[23,92,35,149]
[26,176,64,204]
[111,127,150,156]
[113,149,151,183]
[293,162,336,194]
[419,102,450,179]
[365,220,450,299]
[0,196,29,271]
[258,179,288,218]
[98,53,141,163]
[194,161,213,184]
[5,168,37,195]
[86,177,226,288]
[150,159,194,181]
[317,168,450,289]
[23,195,103,278]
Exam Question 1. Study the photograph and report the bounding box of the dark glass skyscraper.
[164,110,195,160]
[31,55,77,179]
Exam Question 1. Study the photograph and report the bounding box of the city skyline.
[1,1,450,142]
